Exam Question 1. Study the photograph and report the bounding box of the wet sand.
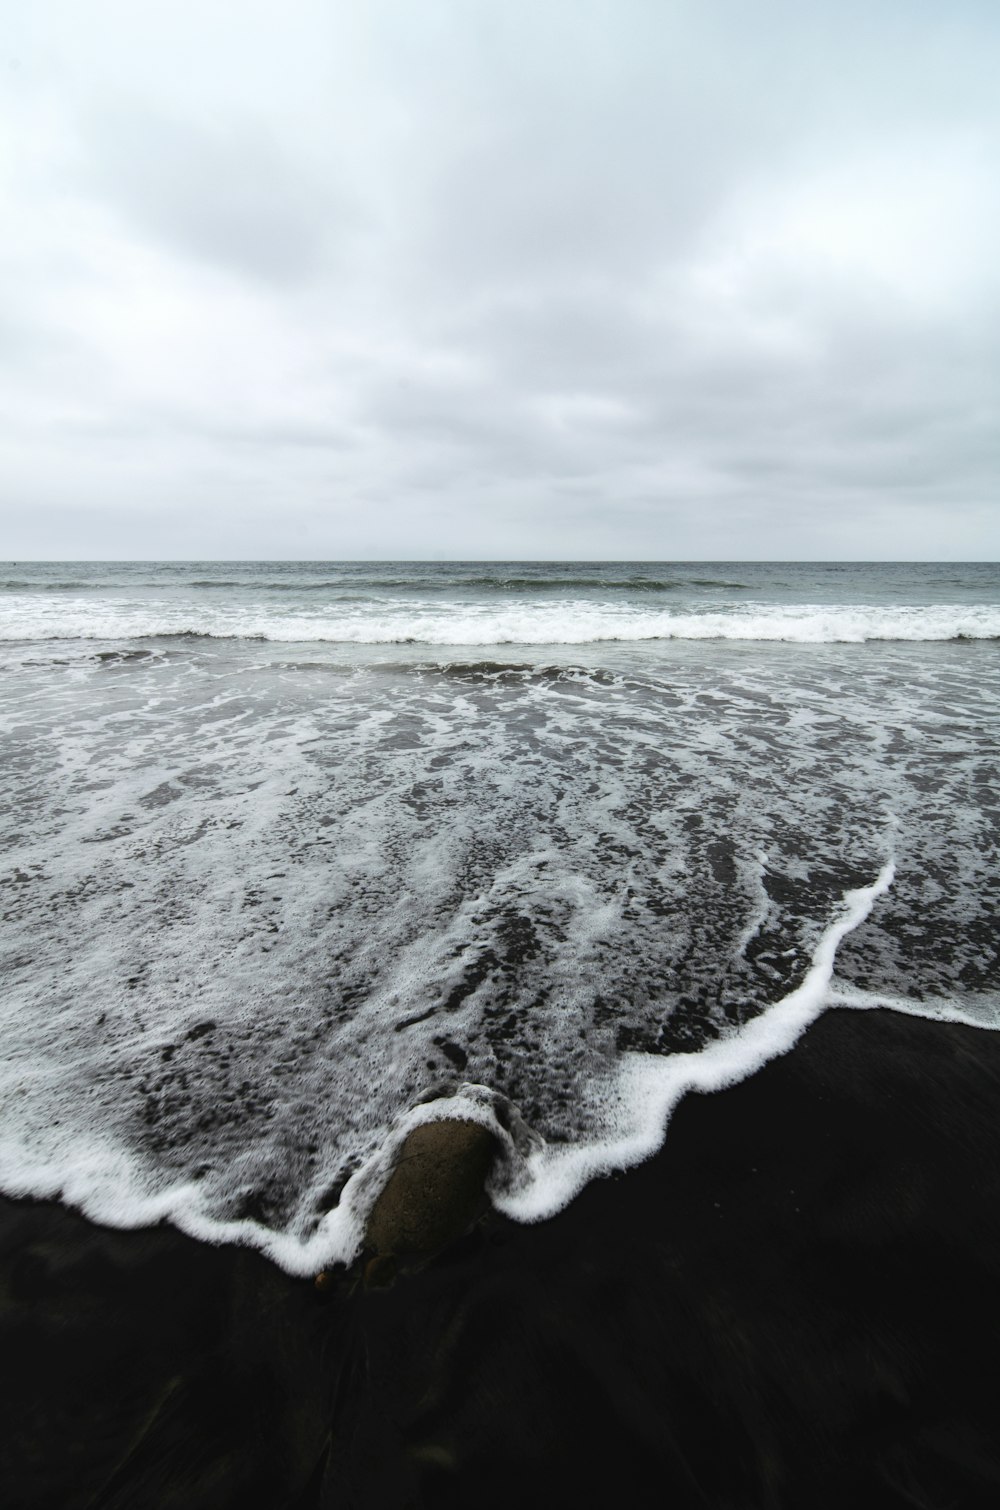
[3,1006,1000,1508]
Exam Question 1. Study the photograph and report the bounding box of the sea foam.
[1,596,999,644]
[494,861,897,1224]
[0,863,904,1273]
[1,632,998,1273]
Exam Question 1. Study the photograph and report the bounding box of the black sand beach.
[4,1005,1000,1509]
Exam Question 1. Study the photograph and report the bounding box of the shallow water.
[1,563,998,1269]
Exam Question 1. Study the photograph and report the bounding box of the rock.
[363,1119,499,1268]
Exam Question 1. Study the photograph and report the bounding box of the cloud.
[1,0,998,557]
[84,107,359,285]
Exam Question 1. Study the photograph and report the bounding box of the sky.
[1,0,998,559]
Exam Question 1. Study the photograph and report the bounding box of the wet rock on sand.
[362,1118,499,1278]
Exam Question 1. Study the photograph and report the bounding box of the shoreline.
[4,1005,1000,1507]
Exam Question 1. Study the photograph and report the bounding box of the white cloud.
[2,0,999,557]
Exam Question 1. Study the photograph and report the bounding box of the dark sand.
[3,1006,1000,1509]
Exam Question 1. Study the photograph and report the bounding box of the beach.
[1,560,998,1505]
[4,1004,1000,1508]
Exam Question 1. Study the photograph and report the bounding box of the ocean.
[1,560,998,1273]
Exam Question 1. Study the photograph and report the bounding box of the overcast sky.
[2,1,998,559]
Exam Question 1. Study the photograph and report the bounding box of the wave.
[0,579,111,592]
[2,621,997,1279]
[182,575,748,593]
[2,602,999,645]
[0,861,898,1273]
[2,574,749,594]
[391,574,751,592]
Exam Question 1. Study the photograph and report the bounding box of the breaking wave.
[1,600,999,645]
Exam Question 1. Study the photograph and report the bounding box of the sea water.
[1,562,997,1271]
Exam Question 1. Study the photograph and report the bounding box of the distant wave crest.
[2,602,999,645]
[3,573,749,595]
[182,575,748,593]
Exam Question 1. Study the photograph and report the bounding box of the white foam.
[494,860,897,1223]
[1,596,999,644]
[0,864,898,1270]
[0,1079,528,1277]
[824,983,1000,1032]
[1,632,997,1274]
